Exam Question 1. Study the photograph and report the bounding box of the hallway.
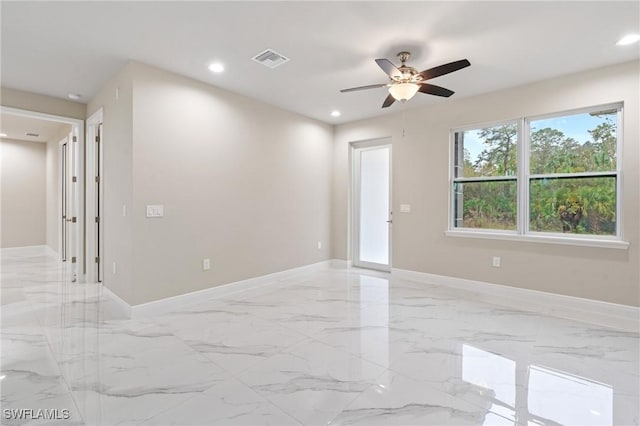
[1,248,638,425]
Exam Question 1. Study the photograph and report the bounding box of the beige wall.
[1,87,86,120]
[89,62,333,305]
[87,64,135,303]
[1,138,47,248]
[333,60,640,307]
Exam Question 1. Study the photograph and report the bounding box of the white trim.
[58,137,67,260]
[92,258,638,332]
[445,229,629,249]
[350,139,393,272]
[517,116,526,234]
[616,104,624,241]
[101,285,132,318]
[0,106,82,127]
[86,109,104,283]
[130,260,334,318]
[330,259,352,269]
[392,268,639,332]
[43,245,58,258]
[525,102,622,122]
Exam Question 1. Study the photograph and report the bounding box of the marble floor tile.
[1,328,84,425]
[237,339,387,425]
[328,371,513,425]
[1,248,638,426]
[154,310,309,374]
[139,375,301,425]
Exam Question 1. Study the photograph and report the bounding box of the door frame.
[350,137,393,272]
[0,106,85,280]
[86,108,104,283]
[59,137,68,261]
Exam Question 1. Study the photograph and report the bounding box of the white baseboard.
[44,245,59,259]
[1,245,52,257]
[392,268,640,333]
[130,260,334,319]
[330,259,352,269]
[101,285,132,318]
[94,256,638,332]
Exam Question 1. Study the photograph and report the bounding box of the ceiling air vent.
[25,132,40,137]
[251,49,290,69]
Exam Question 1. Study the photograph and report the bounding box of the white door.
[353,142,391,271]
[60,140,68,262]
[65,130,79,281]
[95,123,103,282]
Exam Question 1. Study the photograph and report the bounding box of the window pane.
[529,176,616,235]
[530,109,617,174]
[359,147,390,265]
[454,123,518,178]
[453,180,517,230]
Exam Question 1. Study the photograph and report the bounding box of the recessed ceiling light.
[616,34,640,46]
[0,133,7,138]
[208,62,225,73]
[330,110,341,117]
[67,93,82,100]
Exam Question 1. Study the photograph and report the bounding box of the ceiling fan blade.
[418,83,454,97]
[382,94,396,108]
[340,83,387,93]
[419,59,471,80]
[375,58,403,79]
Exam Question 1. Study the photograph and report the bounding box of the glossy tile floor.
[1,249,639,426]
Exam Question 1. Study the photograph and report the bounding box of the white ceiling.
[0,113,70,143]
[1,1,638,124]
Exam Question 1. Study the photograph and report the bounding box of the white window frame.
[447,103,629,250]
[449,118,520,235]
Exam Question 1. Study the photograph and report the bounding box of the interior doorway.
[1,106,85,281]
[351,138,392,271]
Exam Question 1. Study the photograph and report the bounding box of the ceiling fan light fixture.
[388,83,420,101]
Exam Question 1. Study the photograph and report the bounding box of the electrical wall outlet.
[492,256,501,267]
[317,241,322,250]
[203,258,211,271]
[112,262,117,275]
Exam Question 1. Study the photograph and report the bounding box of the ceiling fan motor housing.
[340,51,470,108]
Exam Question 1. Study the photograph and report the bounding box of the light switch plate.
[400,204,411,213]
[146,205,164,218]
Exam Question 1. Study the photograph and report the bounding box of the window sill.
[445,230,630,250]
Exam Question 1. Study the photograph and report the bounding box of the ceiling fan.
[340,51,471,108]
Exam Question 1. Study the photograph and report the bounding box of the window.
[453,122,518,231]
[450,104,624,246]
